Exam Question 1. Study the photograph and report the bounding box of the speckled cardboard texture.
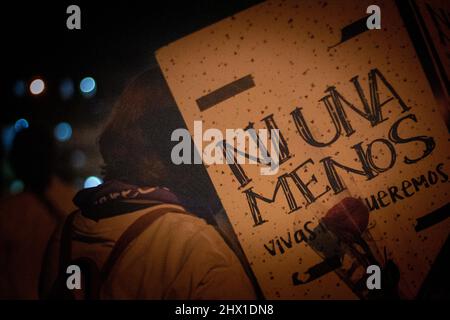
[156,0,450,299]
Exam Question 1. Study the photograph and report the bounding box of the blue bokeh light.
[10,179,24,195]
[80,77,96,95]
[14,118,29,132]
[13,80,26,97]
[59,78,75,100]
[84,176,103,189]
[2,125,16,152]
[54,122,72,142]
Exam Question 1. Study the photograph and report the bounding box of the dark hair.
[99,68,215,204]
[10,126,55,193]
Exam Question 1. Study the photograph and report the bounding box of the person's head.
[98,68,213,203]
[10,126,55,194]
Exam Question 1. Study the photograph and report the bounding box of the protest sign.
[156,0,450,299]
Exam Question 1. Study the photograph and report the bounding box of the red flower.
[321,197,369,240]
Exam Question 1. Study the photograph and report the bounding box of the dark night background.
[1,0,262,126]
[0,0,263,193]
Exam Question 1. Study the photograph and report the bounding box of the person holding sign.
[40,69,257,300]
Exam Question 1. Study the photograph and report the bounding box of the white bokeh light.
[30,79,45,95]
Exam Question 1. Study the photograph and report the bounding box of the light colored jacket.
[41,203,257,299]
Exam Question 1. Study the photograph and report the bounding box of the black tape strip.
[196,74,255,111]
[329,16,369,49]
[415,202,450,232]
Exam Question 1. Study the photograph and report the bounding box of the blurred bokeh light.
[2,125,16,152]
[29,79,45,95]
[83,176,102,188]
[14,118,29,132]
[80,77,96,97]
[9,179,24,194]
[59,78,75,100]
[54,122,72,142]
[13,80,26,97]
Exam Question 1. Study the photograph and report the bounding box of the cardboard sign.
[156,0,450,299]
